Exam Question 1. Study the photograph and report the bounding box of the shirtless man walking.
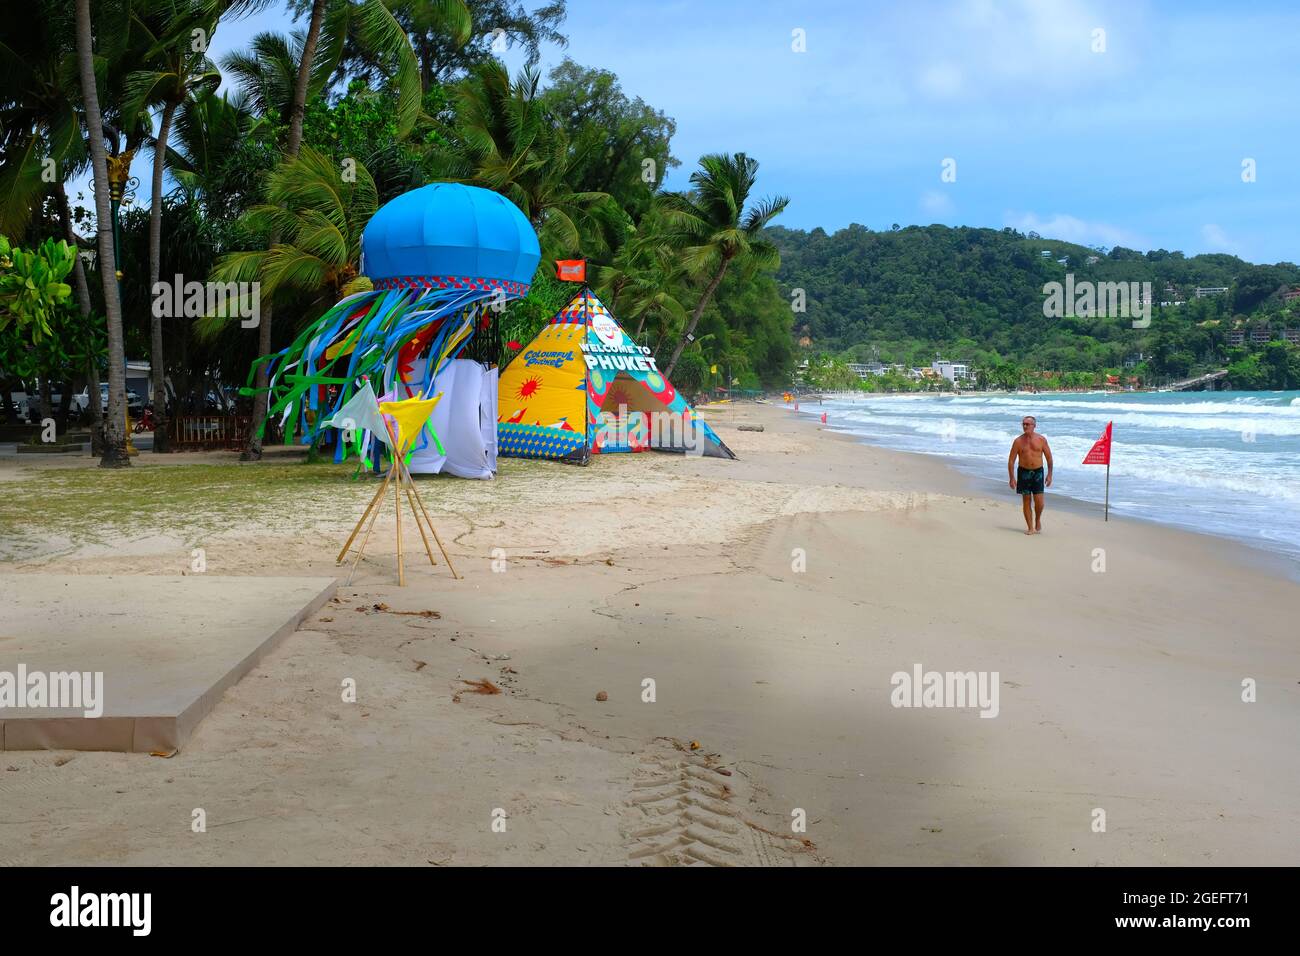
[1008,416,1053,534]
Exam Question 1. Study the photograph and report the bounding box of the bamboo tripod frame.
[336,449,460,586]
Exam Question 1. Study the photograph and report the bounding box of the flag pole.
[1104,461,1110,522]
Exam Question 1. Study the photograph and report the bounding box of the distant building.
[1056,257,1069,266]
[931,360,972,382]
[1040,250,1052,258]
[1282,288,1300,303]
[1086,255,1100,265]
[1195,287,1229,298]
[1249,325,1272,345]
[1281,329,1300,344]
[846,362,886,379]
[1224,329,1246,347]
[1123,352,1145,369]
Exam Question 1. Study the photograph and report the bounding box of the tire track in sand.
[621,746,819,866]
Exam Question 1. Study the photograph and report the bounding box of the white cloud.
[1004,211,1148,249]
[921,190,956,216]
[901,0,1152,104]
[1200,223,1236,252]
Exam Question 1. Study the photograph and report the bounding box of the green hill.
[768,223,1300,381]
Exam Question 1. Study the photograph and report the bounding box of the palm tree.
[74,0,131,466]
[433,62,617,260]
[224,2,329,459]
[399,0,548,90]
[0,4,87,239]
[209,146,376,330]
[592,223,687,341]
[219,32,308,127]
[657,153,788,378]
[226,0,428,458]
[310,0,470,101]
[0,3,106,447]
[166,89,274,211]
[124,0,224,451]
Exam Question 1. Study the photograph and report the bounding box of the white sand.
[0,402,1296,865]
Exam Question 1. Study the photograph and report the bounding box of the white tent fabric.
[479,367,499,463]
[324,380,390,446]
[406,359,498,479]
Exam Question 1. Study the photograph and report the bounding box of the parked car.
[75,384,144,415]
[6,393,30,421]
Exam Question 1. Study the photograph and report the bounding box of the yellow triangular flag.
[378,394,442,453]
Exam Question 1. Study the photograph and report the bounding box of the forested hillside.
[769,223,1300,383]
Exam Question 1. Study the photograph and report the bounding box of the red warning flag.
[1083,421,1113,465]
[555,259,586,282]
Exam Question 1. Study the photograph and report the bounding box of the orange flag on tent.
[555,259,586,282]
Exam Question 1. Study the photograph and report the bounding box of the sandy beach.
[1,401,1297,866]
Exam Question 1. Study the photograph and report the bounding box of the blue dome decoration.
[243,185,543,463]
[362,183,540,293]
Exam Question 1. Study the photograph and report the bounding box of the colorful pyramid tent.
[497,289,736,461]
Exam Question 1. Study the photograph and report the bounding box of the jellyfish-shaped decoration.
[245,183,540,465]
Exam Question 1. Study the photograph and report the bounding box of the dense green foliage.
[771,223,1300,386]
[0,0,796,442]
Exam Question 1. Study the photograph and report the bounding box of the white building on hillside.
[847,362,886,379]
[931,360,972,383]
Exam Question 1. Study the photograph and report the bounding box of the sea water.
[803,390,1300,564]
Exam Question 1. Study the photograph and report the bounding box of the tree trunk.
[56,181,103,452]
[244,0,326,461]
[56,182,92,318]
[148,98,178,452]
[286,0,327,159]
[75,0,129,467]
[664,258,730,378]
[85,358,104,453]
[55,382,73,431]
[176,319,191,416]
[418,38,433,93]
[38,378,54,425]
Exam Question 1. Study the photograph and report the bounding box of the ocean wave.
[833,396,1300,417]
[822,405,1300,437]
[822,423,1300,504]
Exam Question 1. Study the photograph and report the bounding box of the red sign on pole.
[555,259,586,282]
[1083,421,1113,465]
[1082,421,1114,521]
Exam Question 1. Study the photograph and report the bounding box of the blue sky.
[118,0,1300,264]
